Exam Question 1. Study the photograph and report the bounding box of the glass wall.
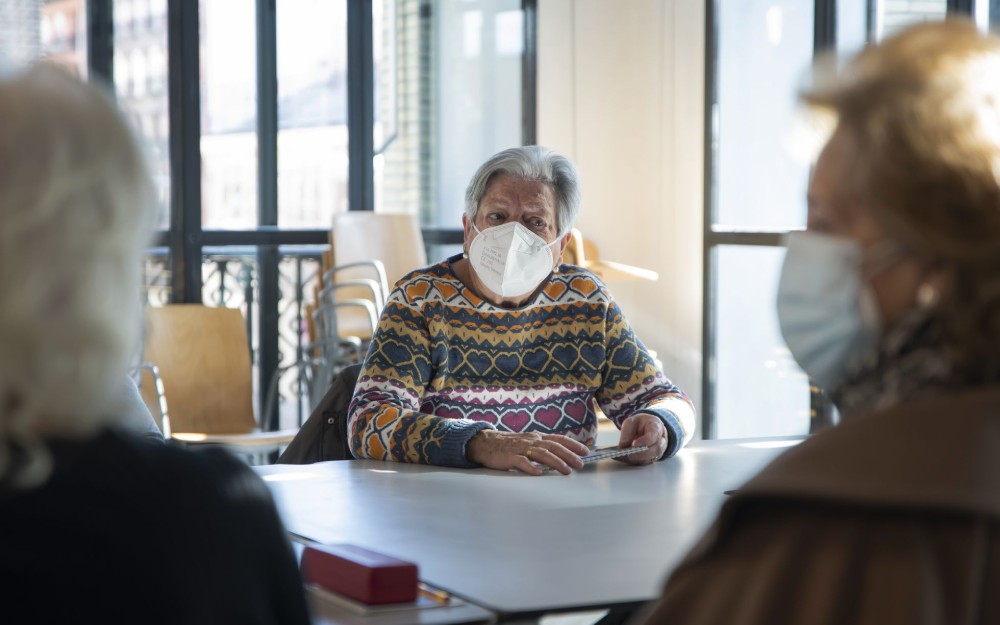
[715,246,809,438]
[716,1,813,231]
[115,0,170,228]
[706,0,976,438]
[875,0,947,39]
[0,0,87,75]
[200,0,258,229]
[374,0,524,244]
[277,0,350,228]
[709,0,815,438]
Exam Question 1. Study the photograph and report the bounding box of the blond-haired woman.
[637,20,1000,624]
[0,66,309,624]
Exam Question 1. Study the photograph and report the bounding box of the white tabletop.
[256,437,800,618]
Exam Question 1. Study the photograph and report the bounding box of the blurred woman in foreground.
[638,19,1000,625]
[0,65,309,624]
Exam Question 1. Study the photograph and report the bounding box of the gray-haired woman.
[638,20,1000,624]
[347,145,695,474]
[0,65,310,624]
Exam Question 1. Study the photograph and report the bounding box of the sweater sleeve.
[347,281,493,468]
[595,297,696,458]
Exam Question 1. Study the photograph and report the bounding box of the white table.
[256,437,800,620]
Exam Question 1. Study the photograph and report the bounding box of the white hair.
[0,65,155,488]
[464,146,581,236]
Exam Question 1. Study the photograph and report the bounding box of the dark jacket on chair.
[278,364,362,464]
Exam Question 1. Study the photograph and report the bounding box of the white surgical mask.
[467,221,560,298]
[776,231,887,391]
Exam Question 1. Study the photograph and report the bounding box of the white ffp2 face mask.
[776,231,883,391]
[467,221,560,298]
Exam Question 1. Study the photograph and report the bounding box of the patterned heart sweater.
[347,255,695,467]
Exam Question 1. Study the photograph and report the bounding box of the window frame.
[84,0,537,429]
[701,0,977,438]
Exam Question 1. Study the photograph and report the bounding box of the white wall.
[537,0,706,421]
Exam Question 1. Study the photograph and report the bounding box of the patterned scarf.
[830,308,958,419]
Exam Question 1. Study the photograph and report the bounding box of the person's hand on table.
[466,430,590,475]
[617,413,667,465]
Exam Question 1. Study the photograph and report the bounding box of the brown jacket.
[636,388,1000,625]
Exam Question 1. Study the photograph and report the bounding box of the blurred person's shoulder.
[0,428,270,512]
[0,428,289,623]
[640,389,1000,625]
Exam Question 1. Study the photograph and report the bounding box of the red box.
[300,543,419,605]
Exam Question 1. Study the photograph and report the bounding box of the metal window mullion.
[86,0,114,84]
[706,231,790,247]
[947,0,975,14]
[815,0,837,53]
[701,0,719,439]
[167,0,202,303]
[521,0,538,145]
[258,0,278,229]
[703,0,833,438]
[347,0,375,212]
[201,229,329,246]
[866,0,877,43]
[809,0,839,429]
[257,0,281,432]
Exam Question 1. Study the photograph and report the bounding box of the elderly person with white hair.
[348,146,695,474]
[0,65,310,624]
[637,20,1000,625]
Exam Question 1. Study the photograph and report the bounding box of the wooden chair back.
[331,212,427,288]
[140,304,257,435]
[561,228,600,266]
[329,212,426,340]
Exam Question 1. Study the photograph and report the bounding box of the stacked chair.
[300,212,427,406]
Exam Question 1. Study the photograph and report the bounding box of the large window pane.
[715,0,812,230]
[373,0,425,220]
[0,0,87,75]
[375,0,523,230]
[115,0,170,228]
[42,0,88,75]
[201,0,258,229]
[714,245,810,439]
[277,0,349,228]
[875,0,947,40]
[837,0,870,56]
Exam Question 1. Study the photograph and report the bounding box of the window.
[4,0,534,431]
[131,49,146,97]
[114,0,170,227]
[0,0,88,76]
[707,0,815,439]
[200,0,258,229]
[374,0,527,258]
[875,0,947,39]
[276,0,349,228]
[705,0,976,438]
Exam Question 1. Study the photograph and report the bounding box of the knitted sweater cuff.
[433,420,496,468]
[633,409,690,460]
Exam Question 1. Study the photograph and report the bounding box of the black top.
[0,428,311,625]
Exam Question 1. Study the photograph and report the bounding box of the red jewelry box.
[300,543,419,605]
